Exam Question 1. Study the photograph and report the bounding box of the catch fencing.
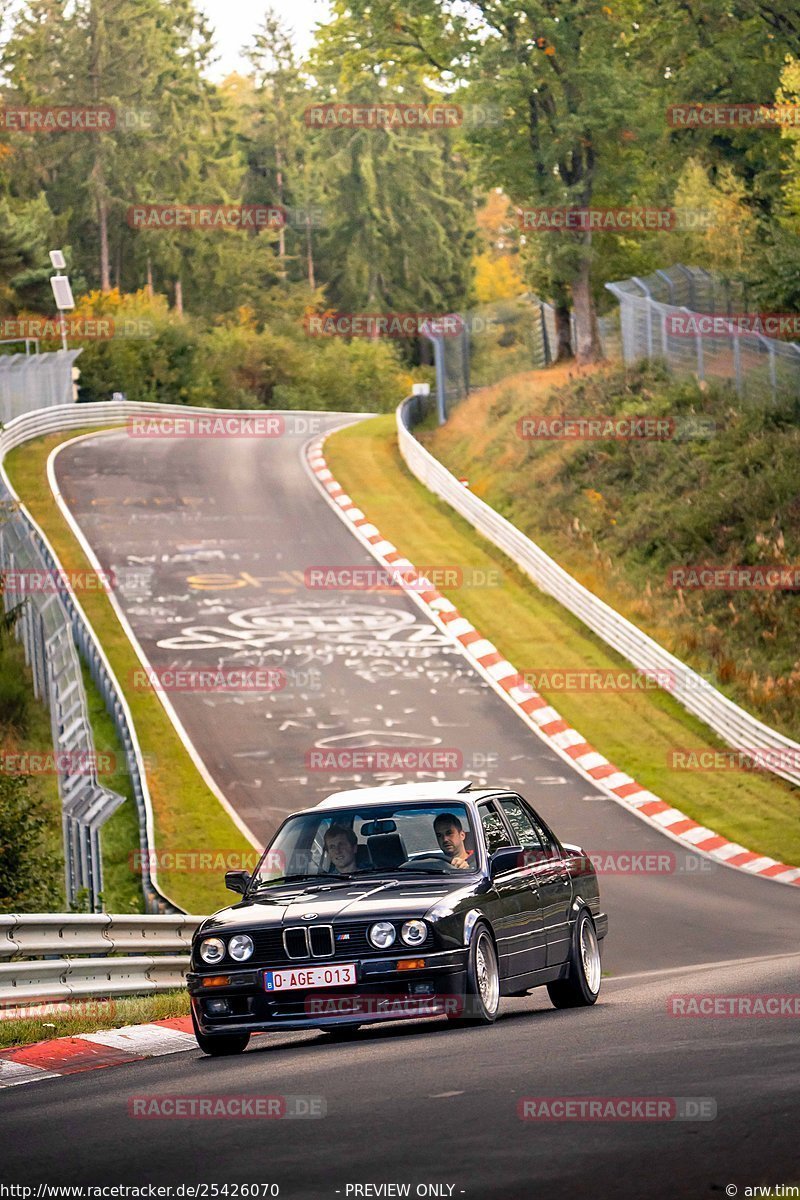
[421,297,619,422]
[397,394,800,790]
[605,264,800,402]
[0,349,81,424]
[0,914,201,1005]
[0,401,248,916]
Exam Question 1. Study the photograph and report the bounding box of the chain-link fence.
[0,400,182,915]
[0,511,126,911]
[0,349,81,424]
[421,296,620,422]
[605,264,800,402]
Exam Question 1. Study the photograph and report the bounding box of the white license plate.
[263,963,357,992]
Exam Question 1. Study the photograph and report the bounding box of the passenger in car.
[324,824,369,874]
[433,813,474,869]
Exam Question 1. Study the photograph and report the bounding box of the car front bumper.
[187,948,470,1037]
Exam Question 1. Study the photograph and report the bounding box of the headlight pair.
[199,934,253,964]
[368,920,427,950]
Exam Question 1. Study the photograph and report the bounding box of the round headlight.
[368,921,396,950]
[199,937,225,964]
[228,934,254,962]
[401,919,427,947]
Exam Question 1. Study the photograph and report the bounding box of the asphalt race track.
[3,413,795,1197]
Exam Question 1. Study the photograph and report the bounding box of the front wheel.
[547,909,602,1009]
[450,924,500,1025]
[192,1009,250,1056]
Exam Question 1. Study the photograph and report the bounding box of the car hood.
[198,876,474,934]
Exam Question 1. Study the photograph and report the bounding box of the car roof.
[314,780,500,809]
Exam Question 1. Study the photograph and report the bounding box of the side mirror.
[489,846,526,878]
[225,869,251,895]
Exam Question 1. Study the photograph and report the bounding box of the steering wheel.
[398,852,450,869]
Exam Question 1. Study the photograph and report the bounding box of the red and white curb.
[305,436,800,888]
[0,1017,198,1089]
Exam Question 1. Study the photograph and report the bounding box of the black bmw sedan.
[186,780,609,1054]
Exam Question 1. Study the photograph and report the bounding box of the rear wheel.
[192,1009,250,1056]
[450,924,500,1025]
[547,909,602,1009]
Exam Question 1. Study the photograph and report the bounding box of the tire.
[192,1009,250,1056]
[547,909,602,1009]
[450,924,501,1025]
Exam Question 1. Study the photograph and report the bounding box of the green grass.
[0,637,65,909]
[0,989,190,1049]
[79,659,144,913]
[5,429,255,914]
[426,361,800,743]
[325,412,800,866]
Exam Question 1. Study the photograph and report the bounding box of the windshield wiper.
[392,867,451,877]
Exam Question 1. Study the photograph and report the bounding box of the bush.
[0,772,61,911]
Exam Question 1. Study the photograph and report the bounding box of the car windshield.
[250,802,479,889]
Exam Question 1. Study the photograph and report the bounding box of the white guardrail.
[0,914,203,1005]
[397,395,800,789]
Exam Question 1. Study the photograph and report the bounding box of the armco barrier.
[0,402,359,915]
[397,395,800,789]
[0,914,203,1005]
[0,402,271,914]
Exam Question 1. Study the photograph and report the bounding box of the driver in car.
[434,813,474,869]
[324,824,362,874]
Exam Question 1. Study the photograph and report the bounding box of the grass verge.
[4,428,255,914]
[80,659,144,913]
[0,637,65,909]
[325,413,800,865]
[0,989,190,1050]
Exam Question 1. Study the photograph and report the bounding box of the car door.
[478,799,546,980]
[506,796,573,967]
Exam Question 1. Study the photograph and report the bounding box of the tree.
[305,18,476,331]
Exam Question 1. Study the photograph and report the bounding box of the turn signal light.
[201,975,231,987]
[397,959,426,971]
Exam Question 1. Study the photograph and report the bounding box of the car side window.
[500,798,544,850]
[478,802,513,855]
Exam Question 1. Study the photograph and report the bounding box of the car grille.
[218,922,433,968]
